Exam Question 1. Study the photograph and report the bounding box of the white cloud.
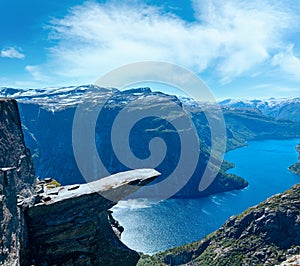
[36,0,297,85]
[25,65,51,82]
[1,47,25,59]
[192,0,296,82]
[272,44,300,80]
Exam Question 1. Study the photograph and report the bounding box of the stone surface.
[25,169,160,266]
[0,98,35,265]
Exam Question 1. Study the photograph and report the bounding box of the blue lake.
[112,138,300,254]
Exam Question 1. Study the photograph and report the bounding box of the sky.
[0,0,300,99]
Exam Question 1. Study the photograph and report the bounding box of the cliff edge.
[25,169,160,266]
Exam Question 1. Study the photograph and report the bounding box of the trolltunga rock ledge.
[35,168,161,205]
[25,169,160,266]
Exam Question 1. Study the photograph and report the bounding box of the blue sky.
[0,0,300,99]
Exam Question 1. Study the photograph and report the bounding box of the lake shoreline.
[112,138,300,255]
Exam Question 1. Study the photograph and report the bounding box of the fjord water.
[112,139,300,254]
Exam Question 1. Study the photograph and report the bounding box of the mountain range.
[0,86,299,198]
[219,97,300,122]
[0,86,300,265]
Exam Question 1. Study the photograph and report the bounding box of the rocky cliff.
[289,144,300,175]
[0,98,35,265]
[139,183,300,265]
[0,98,161,265]
[25,169,160,266]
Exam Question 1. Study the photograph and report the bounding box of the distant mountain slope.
[0,86,247,198]
[139,183,300,265]
[0,86,299,198]
[219,97,300,122]
[182,96,300,150]
[222,108,300,150]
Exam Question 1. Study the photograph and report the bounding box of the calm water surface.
[112,139,300,254]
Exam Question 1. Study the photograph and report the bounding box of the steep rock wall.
[25,169,160,266]
[0,98,35,265]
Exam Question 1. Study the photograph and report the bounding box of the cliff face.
[0,99,35,265]
[25,169,160,266]
[140,183,300,266]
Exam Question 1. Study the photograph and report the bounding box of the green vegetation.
[45,179,61,189]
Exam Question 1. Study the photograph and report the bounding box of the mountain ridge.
[219,97,300,122]
[1,88,300,265]
[1,85,299,198]
[0,85,249,198]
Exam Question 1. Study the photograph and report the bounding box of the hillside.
[221,109,300,151]
[289,144,300,175]
[138,183,300,265]
[182,96,300,151]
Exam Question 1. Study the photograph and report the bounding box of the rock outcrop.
[289,144,300,175]
[0,98,35,265]
[26,169,160,266]
[139,183,300,265]
[0,98,161,265]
